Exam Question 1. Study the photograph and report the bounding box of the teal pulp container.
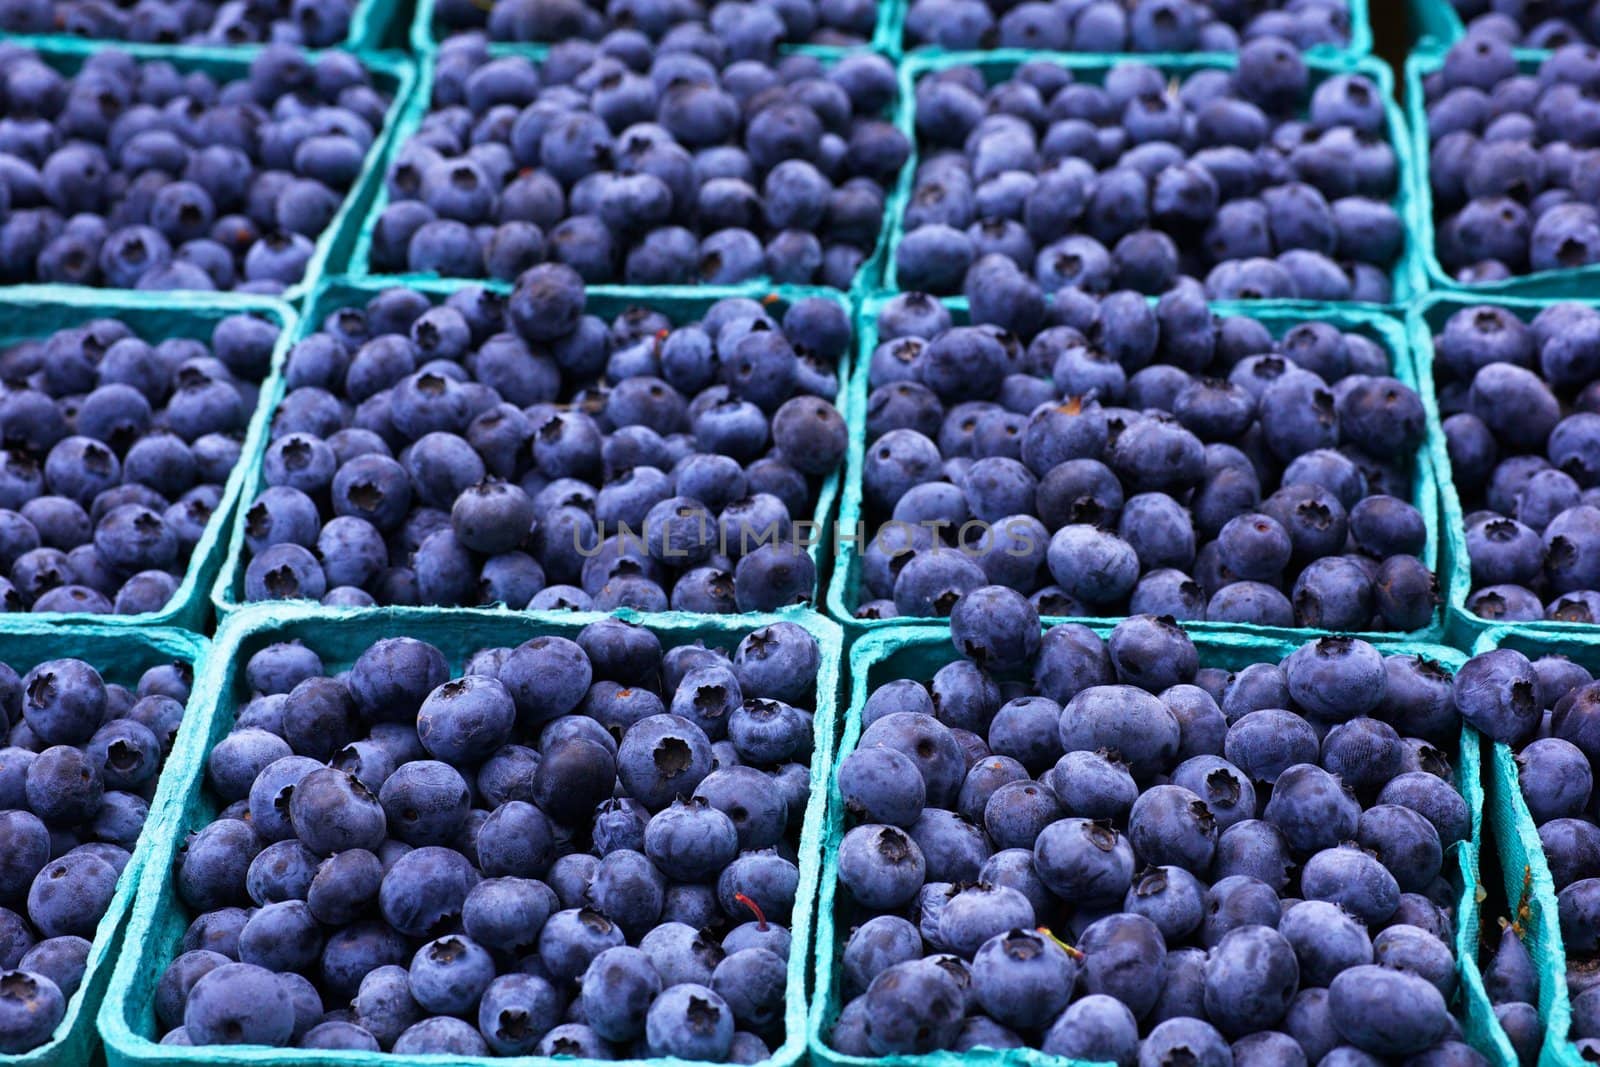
[210,274,850,621]
[0,39,415,306]
[1405,291,1600,648]
[1404,45,1600,300]
[0,624,207,1067]
[808,625,1513,1067]
[826,295,1447,643]
[898,0,1372,60]
[345,42,911,303]
[881,48,1424,309]
[1473,625,1600,1067]
[1400,0,1600,47]
[1406,0,1473,47]
[98,602,843,1067]
[405,0,905,59]
[0,0,402,54]
[0,287,297,632]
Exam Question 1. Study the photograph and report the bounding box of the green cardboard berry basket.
[211,273,849,621]
[881,49,1425,310]
[825,294,1447,643]
[1401,0,1576,59]
[0,0,402,55]
[406,0,905,60]
[898,0,1372,60]
[97,601,843,1067]
[1406,0,1473,47]
[808,625,1513,1067]
[1404,291,1600,649]
[1473,625,1600,1067]
[0,287,297,632]
[0,623,207,1067]
[344,0,409,53]
[1404,45,1600,300]
[1403,0,1600,49]
[0,39,415,307]
[344,40,912,304]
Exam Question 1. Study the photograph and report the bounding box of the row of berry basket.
[2,604,1539,1067]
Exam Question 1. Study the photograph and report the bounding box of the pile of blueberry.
[431,0,880,50]
[1452,646,1600,1057]
[1434,302,1600,624]
[0,653,193,1053]
[1444,0,1600,49]
[0,0,357,47]
[240,275,849,612]
[895,43,1405,303]
[829,605,1479,1065]
[854,288,1435,631]
[156,619,822,1056]
[1425,37,1600,283]
[0,44,390,294]
[903,0,1353,54]
[367,39,907,287]
[0,312,278,616]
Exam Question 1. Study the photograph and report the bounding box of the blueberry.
[184,961,294,1046]
[1128,783,1218,873]
[1124,865,1206,943]
[14,938,85,1002]
[710,946,786,1031]
[893,550,987,617]
[936,883,1035,961]
[1279,900,1373,988]
[838,747,925,828]
[970,928,1078,1030]
[305,849,384,927]
[1218,513,1293,581]
[1320,717,1404,796]
[950,586,1041,672]
[1077,912,1168,1018]
[1326,965,1449,1055]
[415,675,517,766]
[1284,637,1387,721]
[1043,993,1140,1064]
[623,920,713,989]
[839,825,925,910]
[1262,762,1361,855]
[1171,755,1255,829]
[403,934,494,1018]
[860,711,965,808]
[1033,817,1135,905]
[1453,648,1541,745]
[842,915,922,997]
[1060,683,1181,779]
[1494,1001,1541,1067]
[25,745,103,827]
[21,660,106,747]
[1142,1017,1233,1067]
[0,968,62,1054]
[1301,843,1401,926]
[1108,614,1198,693]
[1203,874,1284,948]
[1516,739,1593,831]
[959,755,1030,824]
[1373,924,1455,1000]
[862,959,965,1054]
[643,982,735,1060]
[393,1016,490,1056]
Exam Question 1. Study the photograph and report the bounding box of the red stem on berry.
[735,892,767,930]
